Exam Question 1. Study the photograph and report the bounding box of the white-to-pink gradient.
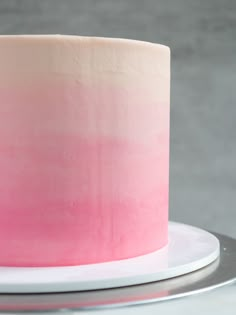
[0,36,170,266]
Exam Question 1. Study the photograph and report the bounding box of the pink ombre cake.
[0,35,170,267]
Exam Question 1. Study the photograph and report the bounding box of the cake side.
[0,35,170,266]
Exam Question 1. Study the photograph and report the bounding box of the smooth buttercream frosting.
[0,35,170,266]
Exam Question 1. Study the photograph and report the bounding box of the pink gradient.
[0,83,169,266]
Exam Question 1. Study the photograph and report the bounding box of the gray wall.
[0,0,235,237]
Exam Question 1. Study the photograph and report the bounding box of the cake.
[0,35,170,267]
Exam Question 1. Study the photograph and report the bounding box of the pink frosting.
[0,36,170,266]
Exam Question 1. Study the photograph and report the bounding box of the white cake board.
[0,222,220,293]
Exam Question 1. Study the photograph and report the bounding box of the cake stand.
[0,222,235,313]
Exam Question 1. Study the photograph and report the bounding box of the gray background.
[0,0,235,237]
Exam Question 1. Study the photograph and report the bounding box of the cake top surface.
[0,34,169,50]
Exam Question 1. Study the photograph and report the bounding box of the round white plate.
[0,222,220,293]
